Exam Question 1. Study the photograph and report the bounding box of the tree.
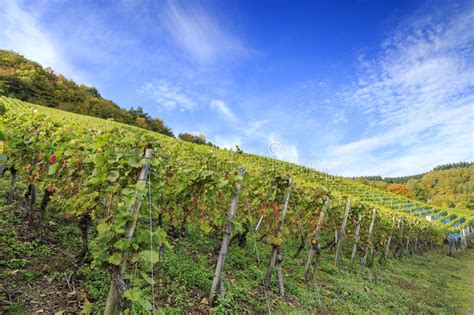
[386,183,409,196]
[179,133,207,145]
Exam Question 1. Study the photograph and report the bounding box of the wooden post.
[311,243,322,285]
[369,209,377,261]
[276,248,284,296]
[384,233,392,259]
[395,220,404,258]
[393,218,401,258]
[351,213,362,266]
[334,200,351,266]
[209,168,245,306]
[361,209,376,270]
[104,149,152,315]
[264,178,292,294]
[380,218,395,263]
[264,248,277,288]
[304,196,330,281]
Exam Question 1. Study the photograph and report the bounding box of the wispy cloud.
[0,0,83,83]
[267,134,300,164]
[320,9,474,176]
[210,99,237,122]
[139,80,197,112]
[332,110,348,124]
[243,119,270,137]
[162,0,250,63]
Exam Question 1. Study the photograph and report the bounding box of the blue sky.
[1,0,473,177]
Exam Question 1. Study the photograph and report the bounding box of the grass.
[0,174,473,314]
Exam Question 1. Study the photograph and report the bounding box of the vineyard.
[0,96,473,313]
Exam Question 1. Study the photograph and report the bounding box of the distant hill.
[0,49,174,137]
[351,162,474,210]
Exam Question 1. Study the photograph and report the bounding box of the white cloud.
[0,0,83,83]
[332,110,348,124]
[243,119,270,137]
[139,81,196,112]
[210,99,236,122]
[321,9,474,176]
[162,0,249,63]
[267,134,300,164]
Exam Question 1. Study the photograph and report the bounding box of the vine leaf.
[139,250,159,265]
[107,252,122,266]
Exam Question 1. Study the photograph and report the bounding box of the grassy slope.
[468,261,474,315]
[1,175,473,314]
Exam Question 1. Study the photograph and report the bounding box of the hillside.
[0,96,473,313]
[0,50,174,137]
[352,164,474,211]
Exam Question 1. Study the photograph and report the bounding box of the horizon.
[1,0,473,177]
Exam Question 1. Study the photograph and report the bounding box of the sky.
[1,0,473,177]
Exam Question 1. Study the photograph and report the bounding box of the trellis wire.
[249,212,272,314]
[147,170,156,314]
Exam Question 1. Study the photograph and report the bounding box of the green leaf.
[48,163,58,175]
[138,250,159,264]
[114,239,130,251]
[123,287,141,302]
[107,252,122,265]
[107,170,120,182]
[123,288,152,311]
[96,223,110,234]
[199,222,212,234]
[217,179,229,189]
